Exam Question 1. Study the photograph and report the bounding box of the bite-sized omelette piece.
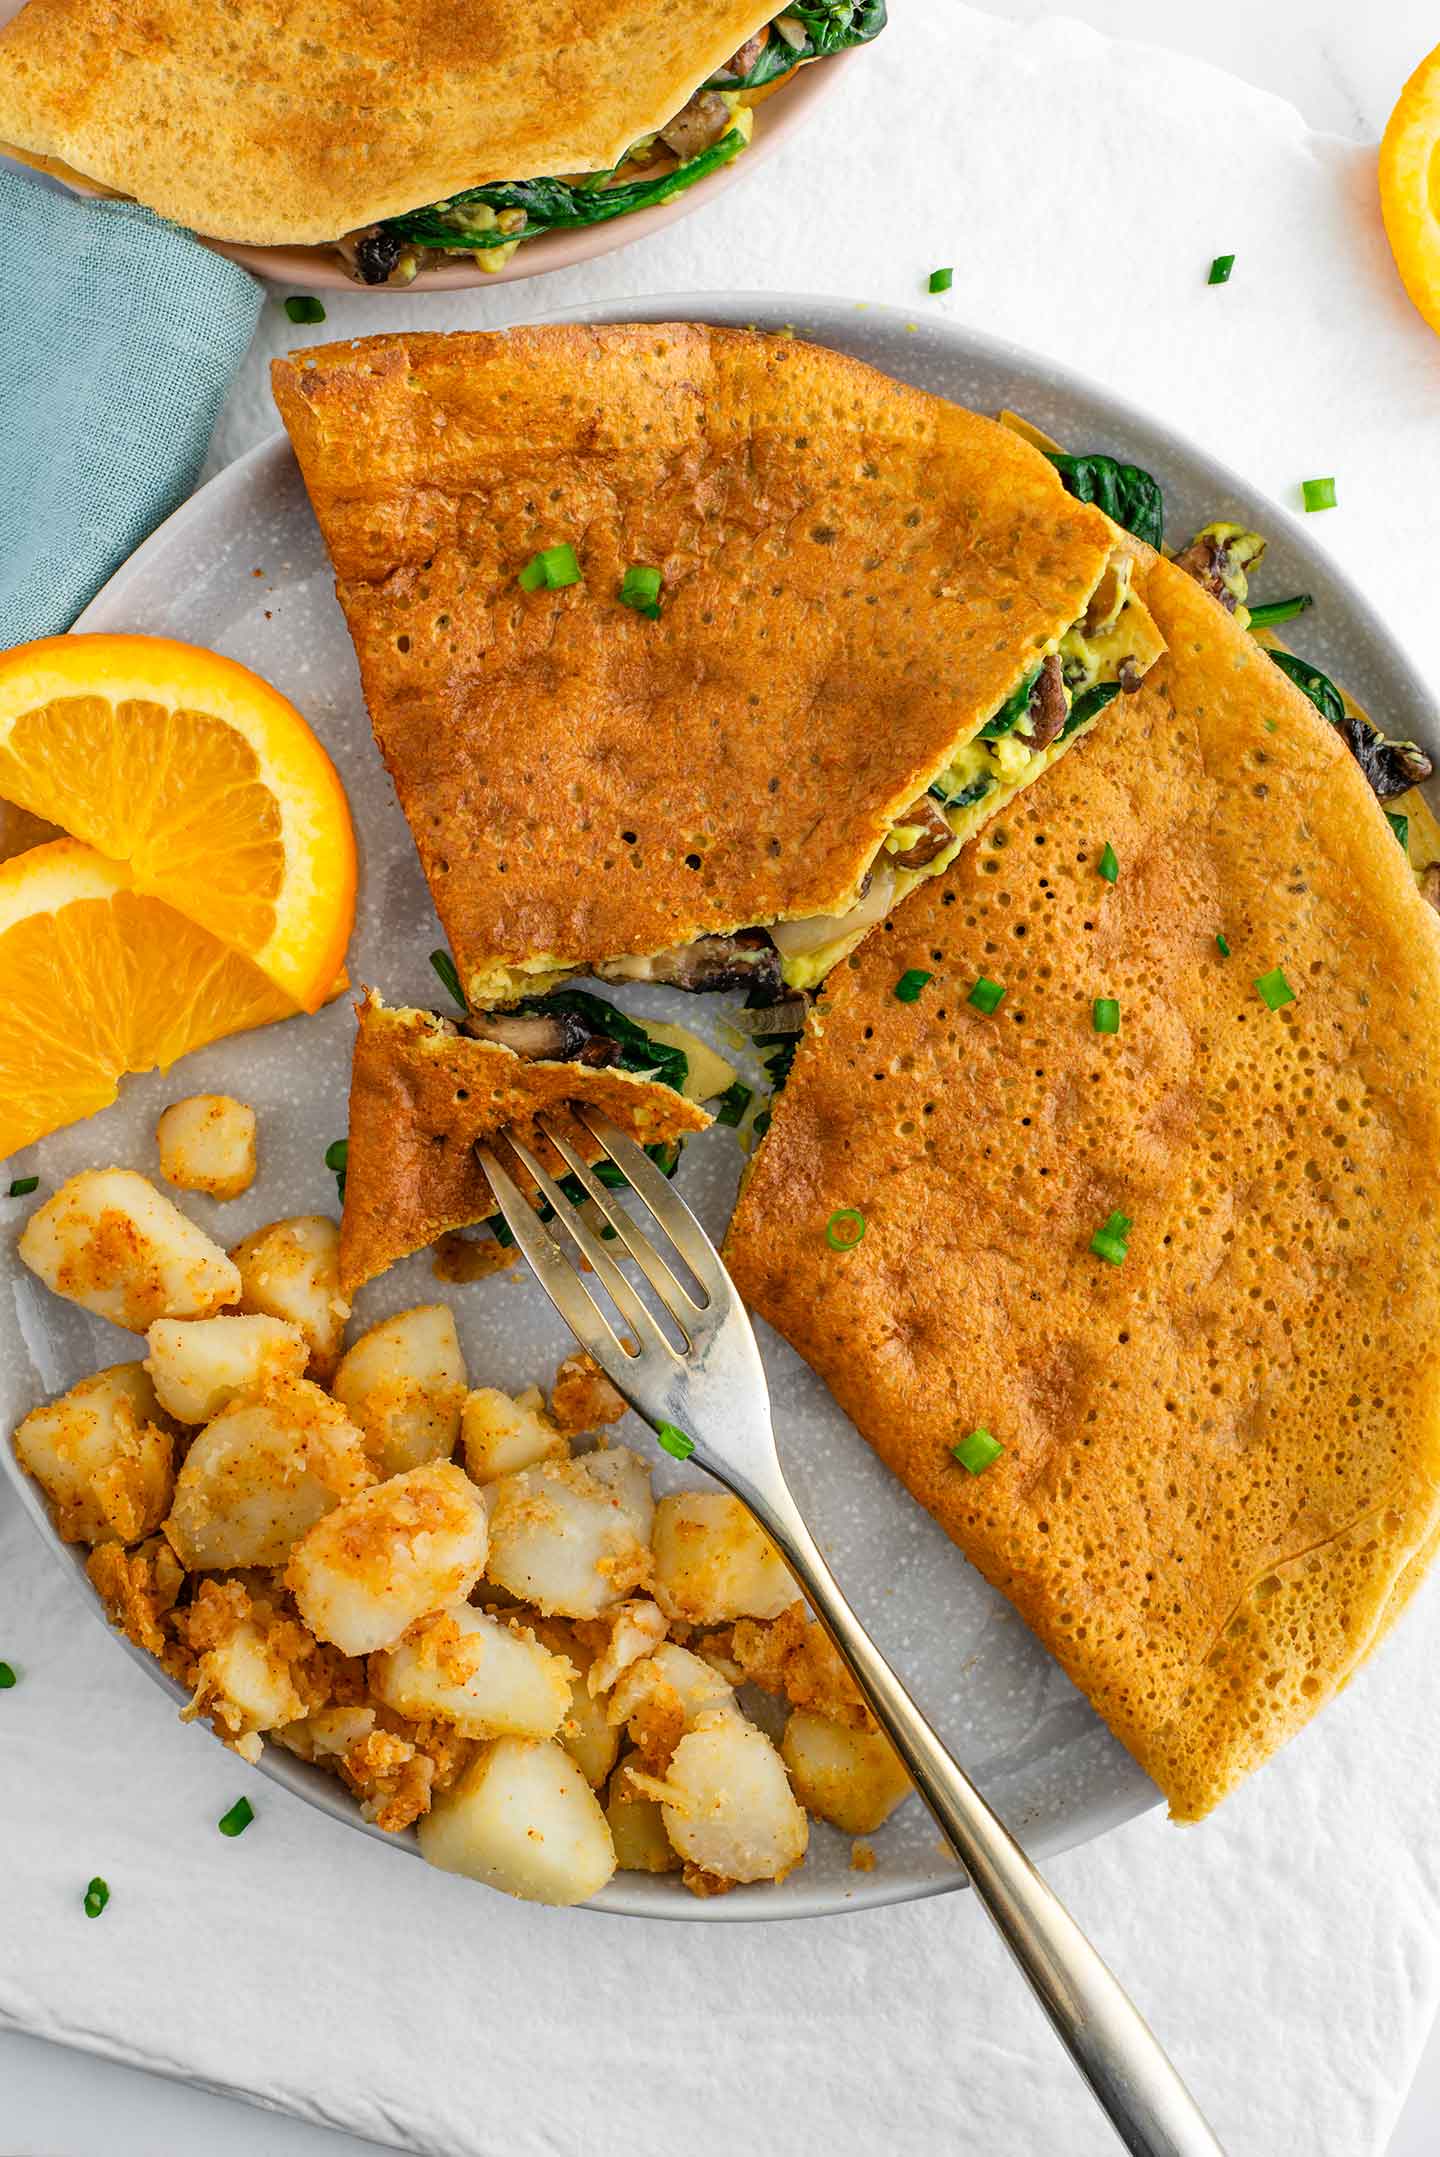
[338,992,709,1294]
[273,326,1163,1008]
[726,552,1440,1824]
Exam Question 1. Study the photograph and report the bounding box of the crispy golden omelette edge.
[273,325,1155,1007]
[724,552,1440,1821]
[340,990,709,1295]
[0,0,780,243]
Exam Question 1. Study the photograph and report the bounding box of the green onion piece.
[952,1426,1004,1475]
[619,564,663,618]
[218,1796,254,1838]
[714,1080,754,1128]
[894,968,933,1003]
[519,542,582,591]
[323,1139,348,1174]
[968,976,1005,1014]
[283,295,326,325]
[1216,931,1231,957]
[429,947,466,1008]
[1097,841,1120,884]
[1089,1209,1133,1266]
[1246,594,1313,629]
[1301,476,1337,513]
[0,1661,15,1688]
[825,1207,866,1251]
[83,1877,109,1919]
[657,1421,696,1461]
[752,1108,772,1138]
[1386,810,1410,852]
[928,266,954,294]
[1255,966,1295,1011]
[1093,997,1120,1035]
[1207,254,1236,285]
[7,1175,38,1197]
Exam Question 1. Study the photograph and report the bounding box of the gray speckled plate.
[5,296,1434,1923]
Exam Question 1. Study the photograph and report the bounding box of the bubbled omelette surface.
[339,992,708,1295]
[726,555,1440,1821]
[272,326,1126,1006]
[0,0,779,243]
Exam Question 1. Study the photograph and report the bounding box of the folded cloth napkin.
[0,162,261,647]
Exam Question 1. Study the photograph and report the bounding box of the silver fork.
[478,1110,1225,2157]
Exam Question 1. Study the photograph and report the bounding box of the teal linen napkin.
[0,163,262,647]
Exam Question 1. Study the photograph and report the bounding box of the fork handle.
[738,1476,1225,2157]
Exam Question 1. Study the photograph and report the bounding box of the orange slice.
[0,635,356,1012]
[1380,39,1440,336]
[0,838,304,1158]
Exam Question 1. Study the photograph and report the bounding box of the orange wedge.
[0,635,355,1012]
[1380,39,1440,337]
[0,838,309,1158]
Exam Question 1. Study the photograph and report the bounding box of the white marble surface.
[6,2,1440,2153]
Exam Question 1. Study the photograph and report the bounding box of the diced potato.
[651,1491,795,1625]
[229,1215,350,1380]
[461,1384,566,1484]
[18,1169,240,1331]
[584,1597,668,1696]
[164,1377,374,1569]
[586,1445,655,1543]
[557,1661,621,1787]
[145,1313,308,1424]
[781,1710,912,1834]
[155,1094,257,1201]
[370,1605,572,1740]
[187,1620,308,1754]
[286,1460,489,1656]
[606,1639,742,1753]
[655,1714,808,1884]
[484,1449,652,1619]
[418,1736,616,1905]
[333,1304,467,1475]
[607,1751,681,1872]
[13,1363,173,1545]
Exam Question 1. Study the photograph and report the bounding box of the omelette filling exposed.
[345,3,886,283]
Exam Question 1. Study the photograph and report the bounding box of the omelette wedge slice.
[339,991,709,1294]
[273,325,1163,1010]
[725,551,1440,1823]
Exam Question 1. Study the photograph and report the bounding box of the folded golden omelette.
[340,991,709,1293]
[725,551,1440,1821]
[273,325,1163,1008]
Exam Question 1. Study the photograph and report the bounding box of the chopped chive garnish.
[0,1661,15,1688]
[619,563,663,618]
[752,1108,772,1138]
[1207,254,1236,285]
[283,295,326,325]
[968,976,1005,1014]
[894,968,933,1003]
[952,1426,1004,1475]
[218,1796,254,1837]
[1301,477,1337,513]
[714,1080,754,1128]
[1216,931,1231,957]
[429,947,465,1008]
[1255,966,1295,1011]
[1097,841,1119,884]
[928,266,954,294]
[1246,594,1313,629]
[1090,1209,1133,1266]
[1386,810,1410,852]
[82,1877,109,1919]
[1093,997,1120,1035]
[7,1176,38,1196]
[519,541,582,591]
[825,1207,866,1251]
[657,1421,696,1461]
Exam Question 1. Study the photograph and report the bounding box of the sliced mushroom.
[1336,715,1434,802]
[464,1007,621,1066]
[1026,653,1069,751]
[346,227,413,287]
[1173,525,1267,614]
[600,930,784,1001]
[889,796,956,871]
[659,91,734,162]
[725,28,770,75]
[1421,864,1440,915]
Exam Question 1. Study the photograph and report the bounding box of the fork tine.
[475,1142,637,1375]
[501,1129,686,1360]
[538,1115,706,1318]
[575,1109,731,1293]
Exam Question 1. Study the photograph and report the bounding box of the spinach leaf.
[513,988,690,1094]
[1268,650,1345,728]
[385,127,748,252]
[709,0,888,89]
[928,772,995,811]
[980,665,1041,740]
[1061,680,1122,740]
[1047,453,1165,550]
